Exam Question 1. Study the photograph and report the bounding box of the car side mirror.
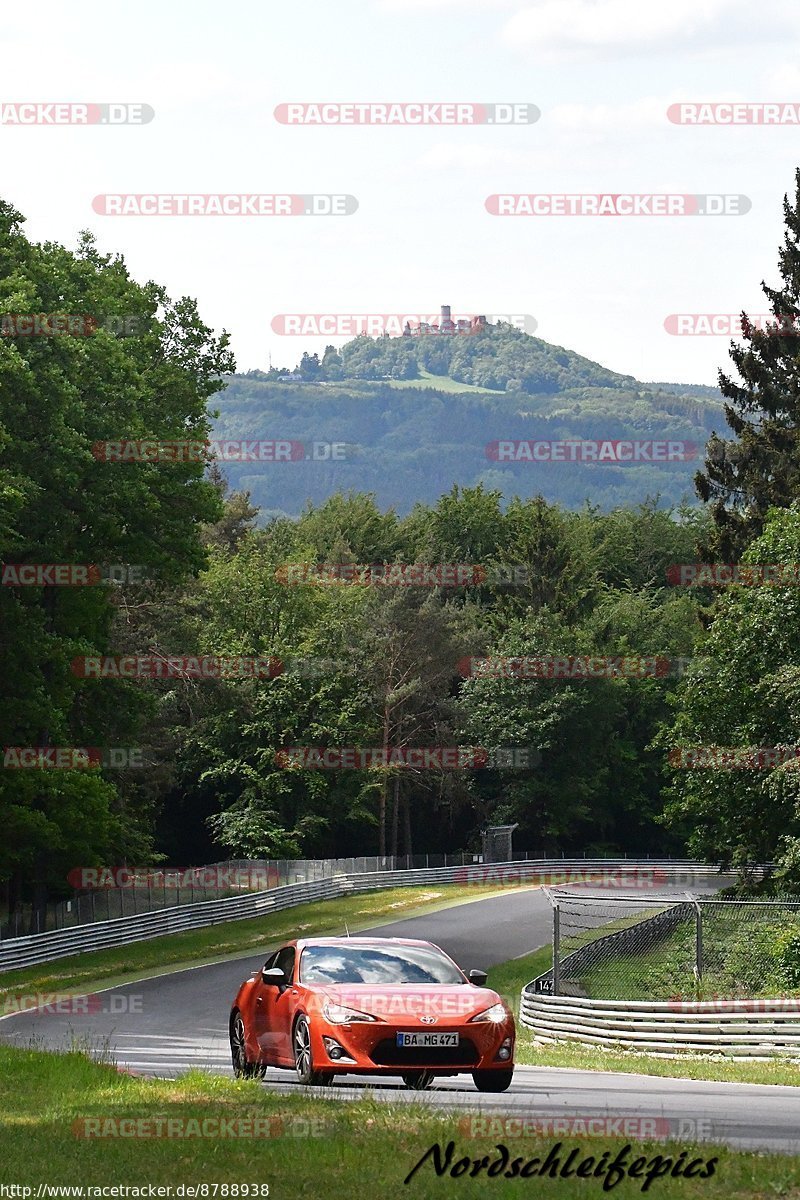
[468,969,488,987]
[261,966,287,987]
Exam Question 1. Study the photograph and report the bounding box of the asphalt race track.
[3,883,799,1155]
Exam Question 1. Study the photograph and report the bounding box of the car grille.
[369,1038,480,1067]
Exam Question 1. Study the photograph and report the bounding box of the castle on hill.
[402,304,487,337]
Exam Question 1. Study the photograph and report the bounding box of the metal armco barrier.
[519,993,800,1058]
[0,859,725,973]
[0,879,340,972]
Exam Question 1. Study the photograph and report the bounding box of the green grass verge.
[0,884,521,1007]
[0,1047,797,1196]
[504,950,800,1087]
[383,368,505,393]
[580,917,800,1003]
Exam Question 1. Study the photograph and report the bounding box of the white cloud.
[764,62,800,94]
[376,0,516,8]
[548,97,666,130]
[501,0,756,59]
[411,143,537,170]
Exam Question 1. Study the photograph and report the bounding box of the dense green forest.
[5,170,800,920]
[212,369,722,517]
[214,323,724,516]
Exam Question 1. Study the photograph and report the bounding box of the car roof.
[291,936,443,951]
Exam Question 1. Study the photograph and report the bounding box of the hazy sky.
[4,0,800,385]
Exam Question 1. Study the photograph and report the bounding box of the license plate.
[396,1032,459,1048]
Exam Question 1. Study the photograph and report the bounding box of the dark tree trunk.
[403,790,413,858]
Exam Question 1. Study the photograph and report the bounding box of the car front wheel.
[293,1015,328,1085]
[472,1068,514,1092]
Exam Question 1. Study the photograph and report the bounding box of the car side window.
[275,946,296,983]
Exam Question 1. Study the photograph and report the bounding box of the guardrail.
[0,879,343,972]
[518,993,800,1057]
[4,852,720,940]
[0,859,726,974]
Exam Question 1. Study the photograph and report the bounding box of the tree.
[356,591,471,856]
[696,168,800,558]
[296,492,402,562]
[320,344,343,381]
[455,607,688,855]
[663,505,800,872]
[299,351,322,380]
[0,200,233,920]
[178,526,379,859]
[202,463,258,555]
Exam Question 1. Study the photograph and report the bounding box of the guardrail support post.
[541,885,561,994]
[553,901,561,995]
[687,892,703,988]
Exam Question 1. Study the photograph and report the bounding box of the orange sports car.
[229,935,515,1091]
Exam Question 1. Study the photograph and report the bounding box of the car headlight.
[322,1000,379,1024]
[469,1002,508,1024]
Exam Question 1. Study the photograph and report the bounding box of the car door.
[254,945,297,1065]
[251,951,278,1061]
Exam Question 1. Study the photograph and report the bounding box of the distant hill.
[211,324,726,518]
[644,381,724,401]
[267,321,636,393]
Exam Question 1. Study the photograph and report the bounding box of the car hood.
[312,983,506,1022]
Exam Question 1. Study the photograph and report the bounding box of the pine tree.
[696,167,800,558]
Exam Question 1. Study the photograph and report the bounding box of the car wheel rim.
[232,1016,247,1072]
[294,1021,311,1078]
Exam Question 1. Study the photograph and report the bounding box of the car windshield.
[299,943,465,985]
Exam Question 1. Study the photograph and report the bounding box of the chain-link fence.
[538,889,800,1000]
[0,871,239,940]
[0,849,530,939]
[1,850,685,939]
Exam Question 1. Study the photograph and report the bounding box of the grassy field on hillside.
[383,368,505,393]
